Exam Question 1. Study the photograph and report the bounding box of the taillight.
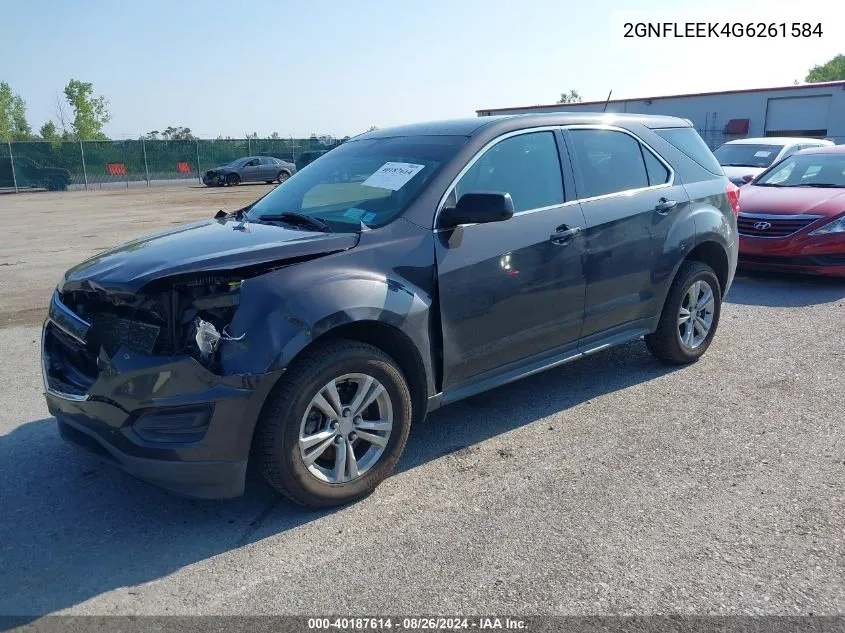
[726,182,740,217]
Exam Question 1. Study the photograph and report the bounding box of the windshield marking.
[361,162,425,190]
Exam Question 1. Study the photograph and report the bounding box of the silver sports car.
[202,156,297,187]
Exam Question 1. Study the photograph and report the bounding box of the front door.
[241,158,261,182]
[563,127,689,340]
[435,130,587,390]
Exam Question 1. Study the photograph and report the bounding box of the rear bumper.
[42,316,284,498]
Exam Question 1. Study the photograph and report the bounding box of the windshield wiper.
[754,182,786,187]
[257,212,331,232]
[779,183,841,188]
[721,163,757,167]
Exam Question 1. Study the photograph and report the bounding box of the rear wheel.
[226,173,240,186]
[645,261,722,364]
[257,340,412,507]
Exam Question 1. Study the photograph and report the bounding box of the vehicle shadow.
[726,270,845,308]
[0,341,678,619]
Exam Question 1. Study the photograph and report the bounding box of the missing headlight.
[193,317,245,362]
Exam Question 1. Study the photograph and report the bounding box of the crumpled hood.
[61,218,359,293]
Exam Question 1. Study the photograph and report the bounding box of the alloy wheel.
[678,279,715,349]
[298,373,393,484]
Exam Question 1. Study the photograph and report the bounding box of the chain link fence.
[0,137,344,192]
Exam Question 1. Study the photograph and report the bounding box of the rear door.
[563,126,689,342]
[435,129,587,390]
[259,157,278,180]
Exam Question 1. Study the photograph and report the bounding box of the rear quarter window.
[655,128,724,176]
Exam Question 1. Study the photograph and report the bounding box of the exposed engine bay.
[60,273,243,367]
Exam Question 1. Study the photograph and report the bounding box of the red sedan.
[737,144,845,277]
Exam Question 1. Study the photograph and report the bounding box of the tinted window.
[657,128,723,174]
[259,157,276,165]
[454,132,563,213]
[569,129,649,197]
[643,146,670,186]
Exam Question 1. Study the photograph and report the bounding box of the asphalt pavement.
[1,272,843,617]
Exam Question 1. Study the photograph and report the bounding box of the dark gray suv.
[43,114,739,507]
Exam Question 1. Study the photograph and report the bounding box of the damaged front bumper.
[41,292,283,499]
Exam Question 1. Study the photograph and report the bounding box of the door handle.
[654,197,677,214]
[550,225,582,245]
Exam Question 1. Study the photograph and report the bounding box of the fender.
[649,183,736,328]
[218,219,439,398]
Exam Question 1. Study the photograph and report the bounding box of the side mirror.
[741,174,754,184]
[439,192,515,229]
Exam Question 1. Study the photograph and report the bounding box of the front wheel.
[226,173,240,186]
[257,340,412,507]
[277,171,290,184]
[645,261,722,364]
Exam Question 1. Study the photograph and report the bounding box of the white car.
[714,137,834,186]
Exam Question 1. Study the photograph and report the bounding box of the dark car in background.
[0,156,71,190]
[294,150,330,172]
[43,114,737,507]
[737,144,845,277]
[202,156,296,187]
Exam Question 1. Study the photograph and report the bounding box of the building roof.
[476,80,845,115]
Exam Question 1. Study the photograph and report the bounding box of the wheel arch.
[684,240,730,297]
[308,320,429,425]
[248,319,429,465]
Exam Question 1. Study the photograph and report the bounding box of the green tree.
[557,89,582,104]
[161,126,194,140]
[0,81,33,141]
[805,54,845,82]
[63,79,111,140]
[39,120,59,142]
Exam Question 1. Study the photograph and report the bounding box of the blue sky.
[1,0,840,138]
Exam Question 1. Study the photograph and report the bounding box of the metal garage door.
[765,95,831,137]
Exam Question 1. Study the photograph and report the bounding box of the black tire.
[264,180,273,184]
[226,173,240,186]
[645,260,722,365]
[276,171,290,184]
[256,339,412,507]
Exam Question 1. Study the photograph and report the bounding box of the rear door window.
[643,146,671,186]
[568,129,650,197]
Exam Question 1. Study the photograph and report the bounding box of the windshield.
[226,158,249,168]
[713,143,783,168]
[756,153,845,188]
[246,135,467,230]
